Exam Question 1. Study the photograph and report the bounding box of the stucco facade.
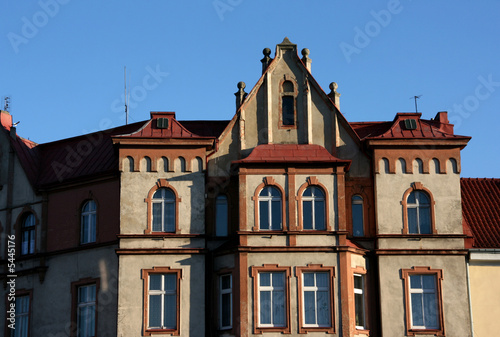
[0,38,485,336]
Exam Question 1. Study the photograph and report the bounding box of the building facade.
[0,38,480,336]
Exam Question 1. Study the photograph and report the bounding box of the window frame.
[295,264,335,334]
[80,200,97,245]
[215,194,229,237]
[401,267,445,336]
[278,75,298,129]
[145,179,181,234]
[401,182,436,235]
[70,278,99,337]
[250,265,291,334]
[351,195,364,237]
[142,267,182,336]
[9,290,32,337]
[219,273,232,330]
[252,178,286,232]
[353,272,367,332]
[296,177,331,231]
[19,213,36,256]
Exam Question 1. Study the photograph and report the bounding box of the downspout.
[466,257,474,337]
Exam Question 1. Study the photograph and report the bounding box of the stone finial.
[301,48,311,72]
[328,82,341,109]
[261,48,272,73]
[234,81,247,110]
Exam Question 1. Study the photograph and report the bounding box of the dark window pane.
[408,208,418,234]
[411,293,424,326]
[419,207,431,234]
[216,196,229,237]
[260,201,269,230]
[282,96,294,126]
[355,292,364,327]
[271,200,281,230]
[303,201,313,229]
[352,203,364,236]
[222,293,231,327]
[315,200,326,230]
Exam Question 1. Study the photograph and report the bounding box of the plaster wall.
[116,254,205,336]
[469,262,500,336]
[375,158,462,235]
[0,246,118,336]
[246,252,339,336]
[378,255,471,337]
[120,169,205,235]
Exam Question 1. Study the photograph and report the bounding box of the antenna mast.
[411,95,422,113]
[124,66,128,125]
[4,96,10,112]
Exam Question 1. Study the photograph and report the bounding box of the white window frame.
[354,274,366,330]
[302,186,326,230]
[148,273,177,330]
[77,284,96,337]
[152,188,176,232]
[13,295,30,337]
[407,191,431,234]
[408,274,439,330]
[258,272,286,327]
[81,200,97,244]
[301,272,331,328]
[219,274,232,330]
[258,187,282,230]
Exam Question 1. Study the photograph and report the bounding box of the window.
[302,186,326,230]
[279,78,296,128]
[407,191,431,234]
[219,274,232,330]
[77,284,96,337]
[215,195,229,237]
[258,272,286,327]
[21,213,35,255]
[251,265,291,334]
[152,188,176,232]
[142,267,181,335]
[258,186,282,230]
[401,267,444,336]
[81,200,96,244]
[354,274,366,330]
[12,295,30,337]
[296,265,335,333]
[351,195,364,236]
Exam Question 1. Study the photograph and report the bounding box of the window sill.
[299,326,335,334]
[255,326,290,334]
[354,328,370,336]
[144,328,179,336]
[407,328,444,336]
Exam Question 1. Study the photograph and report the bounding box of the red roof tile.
[461,178,500,248]
[233,144,351,168]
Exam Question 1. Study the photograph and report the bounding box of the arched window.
[407,191,431,234]
[302,186,326,230]
[81,200,97,244]
[280,78,296,127]
[258,186,282,230]
[351,195,364,237]
[21,213,35,255]
[152,188,176,232]
[215,195,229,237]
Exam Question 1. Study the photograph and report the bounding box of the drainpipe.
[466,257,474,337]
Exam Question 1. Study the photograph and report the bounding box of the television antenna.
[124,66,129,125]
[410,95,422,113]
[4,96,10,112]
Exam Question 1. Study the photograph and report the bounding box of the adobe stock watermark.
[7,0,71,54]
[339,0,404,63]
[212,0,243,21]
[448,74,500,129]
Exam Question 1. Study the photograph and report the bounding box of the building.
[0,38,481,336]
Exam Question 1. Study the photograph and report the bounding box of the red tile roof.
[179,120,230,138]
[233,144,351,168]
[461,178,500,248]
[351,112,470,141]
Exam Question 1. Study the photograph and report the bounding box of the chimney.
[261,48,272,74]
[328,82,341,109]
[301,48,311,72]
[234,82,247,110]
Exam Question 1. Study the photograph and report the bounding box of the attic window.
[404,119,417,130]
[280,78,297,128]
[157,118,169,129]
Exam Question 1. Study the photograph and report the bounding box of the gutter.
[466,258,474,337]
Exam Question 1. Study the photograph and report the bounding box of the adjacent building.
[0,38,488,336]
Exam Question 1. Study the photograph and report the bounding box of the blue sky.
[1,1,499,178]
